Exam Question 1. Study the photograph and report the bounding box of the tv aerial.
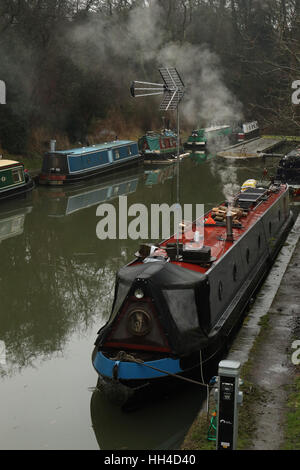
[130,67,185,111]
[130,67,186,259]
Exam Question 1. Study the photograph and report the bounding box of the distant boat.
[138,130,179,161]
[275,146,300,197]
[185,121,260,149]
[185,125,233,148]
[235,121,260,142]
[0,159,34,201]
[39,140,143,186]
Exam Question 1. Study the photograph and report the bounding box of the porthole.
[233,264,238,282]
[246,248,250,264]
[218,281,223,301]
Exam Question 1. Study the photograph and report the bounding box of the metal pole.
[176,105,181,261]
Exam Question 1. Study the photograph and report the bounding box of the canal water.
[0,150,295,450]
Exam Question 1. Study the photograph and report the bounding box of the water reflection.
[0,206,32,243]
[0,154,291,449]
[90,382,206,450]
[41,171,143,218]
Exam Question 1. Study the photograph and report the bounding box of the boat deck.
[158,185,287,274]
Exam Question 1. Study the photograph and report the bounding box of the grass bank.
[181,310,300,451]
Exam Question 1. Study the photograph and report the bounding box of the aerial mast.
[130,68,185,259]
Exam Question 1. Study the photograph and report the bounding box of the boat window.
[258,235,261,250]
[12,168,24,183]
[246,248,250,264]
[115,150,120,159]
[278,210,281,222]
[269,222,272,235]
[128,146,132,156]
[218,282,223,301]
[233,264,238,282]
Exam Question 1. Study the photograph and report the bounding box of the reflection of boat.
[189,151,209,164]
[90,380,205,450]
[43,173,142,217]
[92,181,293,407]
[39,140,142,186]
[276,147,300,197]
[0,159,34,202]
[139,130,179,162]
[144,165,177,187]
[0,207,32,242]
[185,125,232,148]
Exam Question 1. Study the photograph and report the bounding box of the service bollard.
[216,360,243,450]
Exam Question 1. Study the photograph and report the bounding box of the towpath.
[227,211,300,449]
[181,211,300,450]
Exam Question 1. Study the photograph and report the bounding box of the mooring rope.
[112,351,212,389]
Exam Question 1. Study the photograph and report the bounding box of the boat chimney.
[50,140,56,153]
[226,210,234,243]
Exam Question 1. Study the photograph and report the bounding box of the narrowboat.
[92,180,293,407]
[235,121,259,143]
[138,130,179,161]
[0,159,34,201]
[276,147,300,197]
[39,140,142,186]
[185,125,232,148]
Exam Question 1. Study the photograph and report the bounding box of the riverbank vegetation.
[0,0,300,161]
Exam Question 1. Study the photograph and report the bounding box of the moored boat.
[0,158,34,202]
[235,121,259,143]
[39,140,142,186]
[185,125,232,148]
[276,146,300,197]
[92,180,293,407]
[138,130,179,161]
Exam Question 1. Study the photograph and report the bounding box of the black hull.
[94,209,294,408]
[0,177,35,202]
[39,155,143,185]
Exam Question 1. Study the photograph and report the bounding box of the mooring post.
[216,360,243,450]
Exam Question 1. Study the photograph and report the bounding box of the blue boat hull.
[39,141,143,185]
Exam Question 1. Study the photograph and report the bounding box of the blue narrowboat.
[39,140,142,185]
